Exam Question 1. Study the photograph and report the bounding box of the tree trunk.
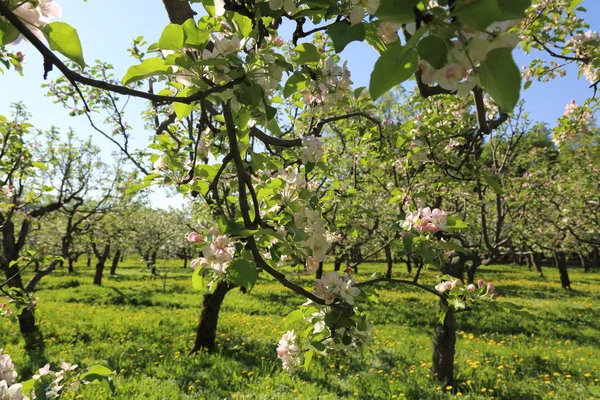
[554,251,571,289]
[191,281,233,353]
[432,307,456,386]
[110,249,122,275]
[578,252,589,273]
[92,243,110,286]
[315,261,324,279]
[406,255,412,274]
[24,260,61,292]
[150,251,158,275]
[385,244,393,279]
[86,253,91,267]
[530,253,544,277]
[182,249,188,269]
[94,260,106,286]
[68,257,74,273]
[334,257,342,272]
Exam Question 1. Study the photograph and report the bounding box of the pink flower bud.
[477,279,485,287]
[467,284,476,291]
[187,232,202,243]
[487,283,495,293]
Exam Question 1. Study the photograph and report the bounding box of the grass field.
[1,260,599,399]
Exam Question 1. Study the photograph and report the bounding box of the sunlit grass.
[1,259,599,399]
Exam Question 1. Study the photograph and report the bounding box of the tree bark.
[554,251,571,289]
[92,243,110,286]
[86,253,91,267]
[432,307,456,385]
[578,252,589,273]
[191,281,234,353]
[406,255,412,274]
[68,257,74,273]
[530,253,544,277]
[385,244,393,279]
[24,260,61,292]
[315,261,324,279]
[161,0,195,24]
[110,249,121,275]
[334,256,342,272]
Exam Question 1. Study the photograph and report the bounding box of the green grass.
[1,259,600,399]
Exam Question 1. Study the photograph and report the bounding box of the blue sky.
[1,0,598,207]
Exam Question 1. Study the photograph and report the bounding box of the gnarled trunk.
[530,253,544,278]
[25,260,60,292]
[554,251,571,289]
[578,252,589,273]
[432,307,456,385]
[316,261,324,279]
[406,255,412,274]
[334,256,342,272]
[110,249,121,275]
[191,281,234,353]
[385,244,393,279]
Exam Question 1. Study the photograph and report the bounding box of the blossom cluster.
[190,233,236,274]
[0,350,84,400]
[435,278,499,299]
[313,271,361,305]
[8,0,62,44]
[402,207,447,233]
[300,135,324,164]
[294,208,330,263]
[301,57,353,108]
[418,20,520,92]
[276,330,304,373]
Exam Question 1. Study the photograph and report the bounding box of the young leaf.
[479,48,521,111]
[294,43,320,64]
[122,58,172,85]
[42,22,85,68]
[375,0,419,23]
[327,22,366,53]
[417,35,448,69]
[369,46,418,100]
[159,24,185,50]
[227,259,258,291]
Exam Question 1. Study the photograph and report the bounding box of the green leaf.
[497,0,532,19]
[284,309,305,326]
[438,241,467,253]
[80,365,115,393]
[311,341,326,352]
[483,171,504,194]
[294,43,320,64]
[446,217,468,229]
[303,349,314,370]
[159,24,185,50]
[31,161,48,170]
[122,58,172,85]
[417,35,448,69]
[227,259,258,291]
[453,0,502,30]
[327,22,366,53]
[375,0,419,23]
[369,47,418,100]
[283,72,307,98]
[479,48,521,111]
[0,18,20,46]
[567,0,582,12]
[364,22,388,55]
[42,22,85,68]
[174,87,197,119]
[232,13,253,37]
[192,266,204,290]
[182,19,210,46]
